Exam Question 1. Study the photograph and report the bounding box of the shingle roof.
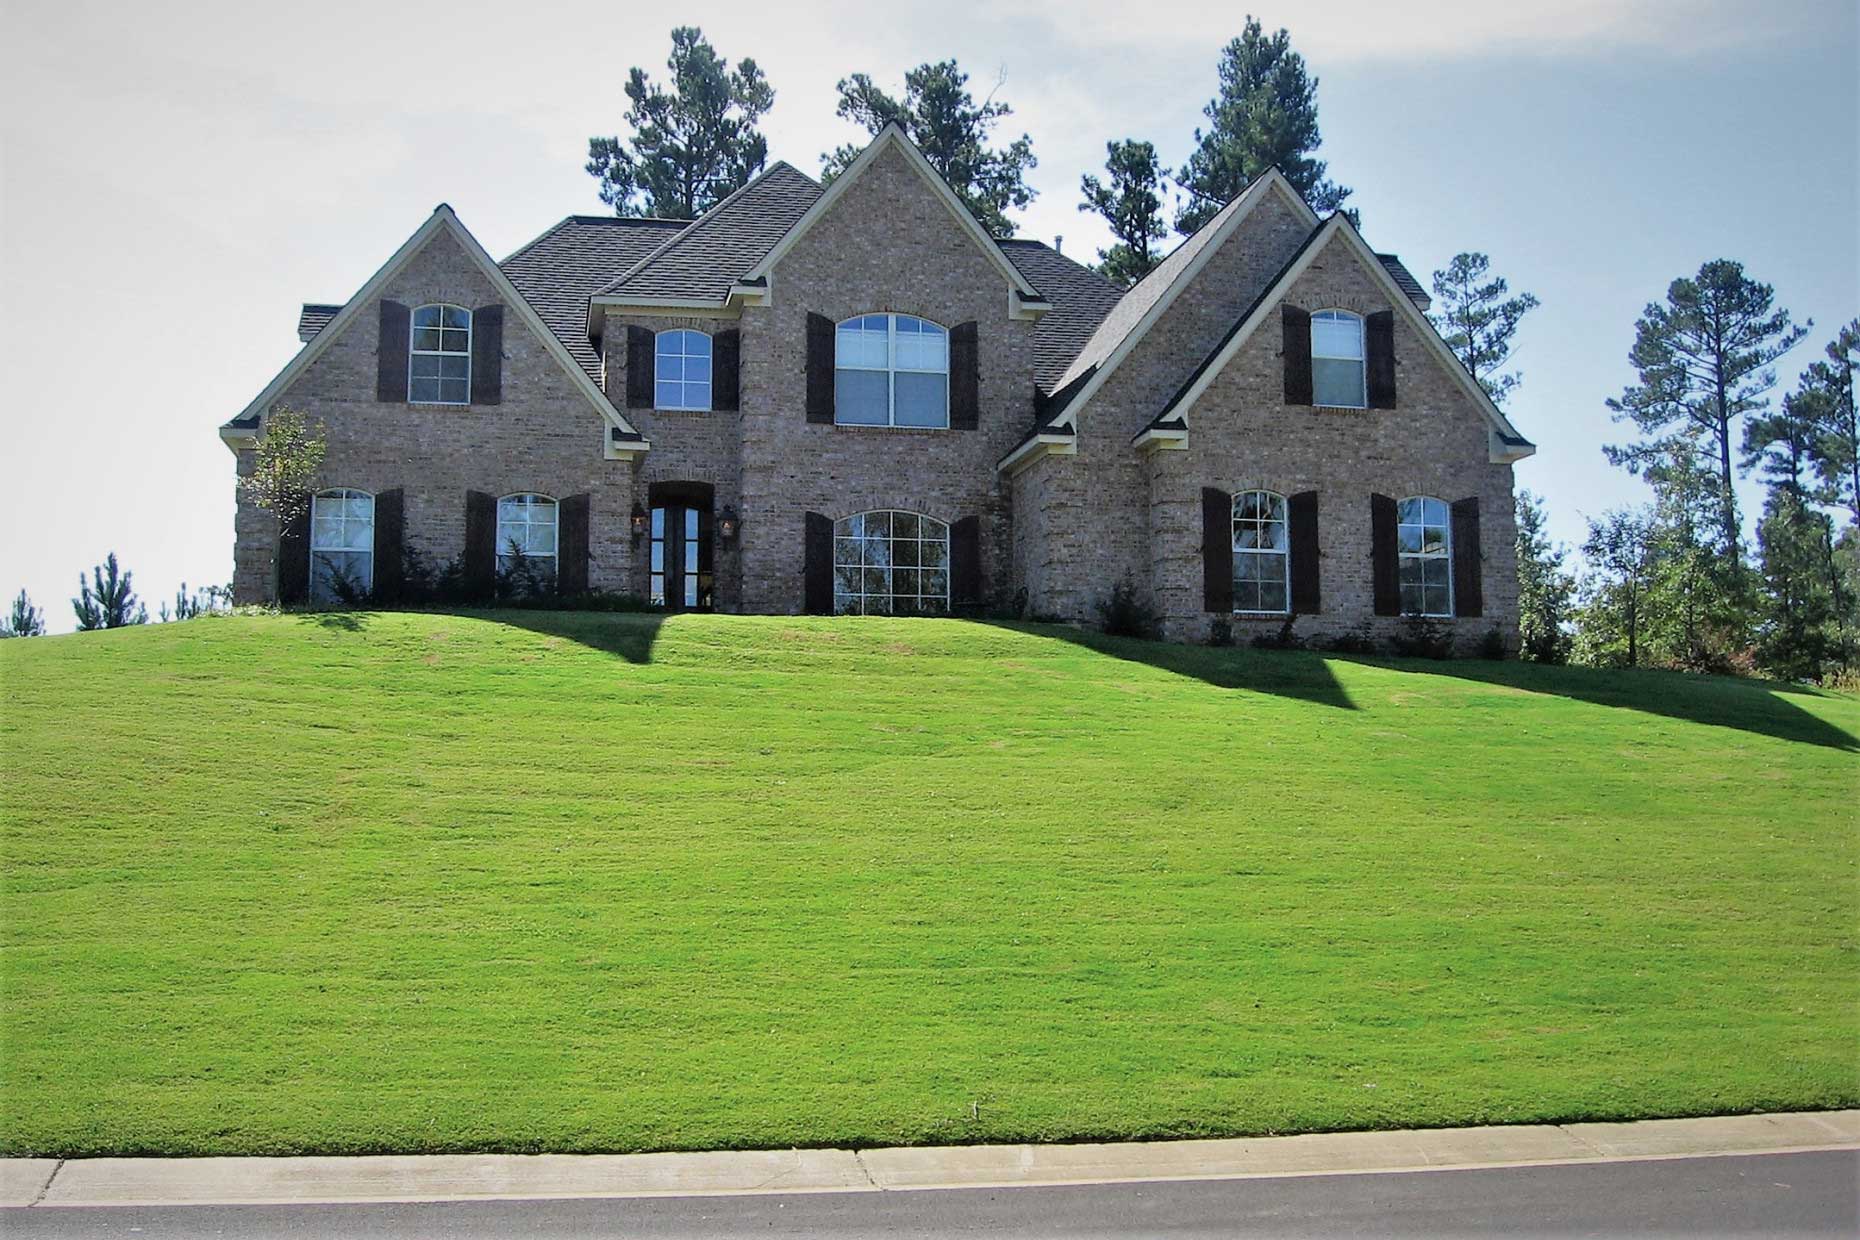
[501,215,690,379]
[1377,254,1431,311]
[596,162,823,302]
[997,241,1124,393]
[296,303,342,343]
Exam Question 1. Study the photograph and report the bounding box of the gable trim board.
[1040,170,1320,436]
[221,205,648,460]
[1157,214,1536,466]
[998,429,1079,476]
[740,125,1051,323]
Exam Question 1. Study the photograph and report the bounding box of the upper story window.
[833,510,950,615]
[1311,310,1366,409]
[411,304,471,404]
[835,314,948,428]
[309,488,374,602]
[655,330,712,410]
[1398,496,1452,617]
[1231,490,1289,614]
[496,493,558,583]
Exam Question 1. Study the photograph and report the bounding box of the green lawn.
[2,611,1855,1157]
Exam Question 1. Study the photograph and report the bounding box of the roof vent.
[1054,235,1063,255]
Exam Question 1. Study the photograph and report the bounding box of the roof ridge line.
[596,162,808,297]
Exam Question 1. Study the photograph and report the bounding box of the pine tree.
[824,61,1035,237]
[1796,320,1858,527]
[1604,259,1808,567]
[1576,508,1657,668]
[1175,17,1350,233]
[2,588,45,638]
[72,554,147,631]
[1515,491,1573,663]
[587,27,775,220]
[1078,140,1170,286]
[1754,489,1843,681]
[1430,253,1540,406]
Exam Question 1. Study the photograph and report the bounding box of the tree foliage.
[72,553,147,631]
[1430,253,1540,406]
[1515,491,1574,663]
[1604,259,1808,567]
[1175,17,1350,233]
[1753,488,1848,681]
[1078,140,1170,286]
[3,588,45,638]
[239,408,327,528]
[586,27,774,220]
[823,60,1036,238]
[1789,320,1859,526]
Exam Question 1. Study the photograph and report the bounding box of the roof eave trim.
[1133,424,1188,452]
[997,430,1078,476]
[742,126,1047,308]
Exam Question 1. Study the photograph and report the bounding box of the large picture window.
[496,493,558,582]
[1311,310,1366,409]
[1398,496,1452,617]
[655,330,712,410]
[1231,490,1289,614]
[835,314,949,427]
[832,510,950,615]
[309,488,374,602]
[410,304,471,404]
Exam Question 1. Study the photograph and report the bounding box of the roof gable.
[221,205,647,454]
[1041,171,1318,428]
[502,215,690,378]
[742,126,1047,316]
[998,240,1124,392]
[1159,215,1534,463]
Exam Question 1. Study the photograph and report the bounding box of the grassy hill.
[2,611,1855,1157]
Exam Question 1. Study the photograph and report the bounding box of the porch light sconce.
[717,506,740,541]
[629,503,648,541]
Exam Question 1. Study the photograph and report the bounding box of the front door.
[650,503,713,610]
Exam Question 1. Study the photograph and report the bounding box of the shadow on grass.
[469,609,668,664]
[1383,655,1860,752]
[299,610,371,633]
[986,622,1358,710]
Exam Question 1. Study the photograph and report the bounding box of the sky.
[2,0,1855,630]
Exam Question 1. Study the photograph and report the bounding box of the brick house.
[222,123,1535,647]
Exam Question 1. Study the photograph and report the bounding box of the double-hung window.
[1397,496,1452,617]
[1231,490,1289,614]
[309,488,374,601]
[410,304,471,404]
[496,493,558,583]
[1311,310,1366,409]
[835,314,949,427]
[655,330,712,410]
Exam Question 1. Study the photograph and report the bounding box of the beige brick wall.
[232,227,639,603]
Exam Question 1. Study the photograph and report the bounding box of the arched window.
[832,510,950,614]
[655,329,712,410]
[1231,490,1289,614]
[309,488,374,602]
[1311,310,1365,409]
[1398,496,1452,617]
[496,494,558,582]
[835,314,949,427]
[411,304,471,404]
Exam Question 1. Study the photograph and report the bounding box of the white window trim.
[654,329,713,411]
[1311,308,1367,410]
[1397,495,1454,618]
[496,493,559,570]
[834,314,951,429]
[832,509,952,615]
[309,488,375,598]
[410,303,472,406]
[1231,490,1290,616]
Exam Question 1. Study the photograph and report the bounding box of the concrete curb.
[6,1110,1856,1209]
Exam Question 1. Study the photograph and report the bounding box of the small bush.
[1322,626,1381,655]
[1391,614,1454,660]
[1208,618,1234,647]
[1095,575,1159,639]
[1478,627,1509,660]
[1250,615,1302,651]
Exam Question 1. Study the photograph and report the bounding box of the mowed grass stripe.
[1,611,1854,1156]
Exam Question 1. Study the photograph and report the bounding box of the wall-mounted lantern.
[717,506,740,542]
[630,503,648,541]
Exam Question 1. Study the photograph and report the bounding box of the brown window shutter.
[950,515,982,608]
[625,326,654,408]
[1202,487,1233,613]
[803,511,833,614]
[558,493,590,595]
[805,312,835,423]
[1370,492,1399,616]
[1281,304,1312,405]
[470,305,503,406]
[950,321,979,429]
[277,507,311,605]
[713,328,741,411]
[1288,490,1321,614]
[373,488,404,603]
[1366,310,1396,409]
[376,300,410,402]
[1451,496,1483,618]
[464,490,497,601]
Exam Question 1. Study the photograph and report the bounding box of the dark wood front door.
[650,502,713,610]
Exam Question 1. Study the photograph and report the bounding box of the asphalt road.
[1,1150,1853,1239]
